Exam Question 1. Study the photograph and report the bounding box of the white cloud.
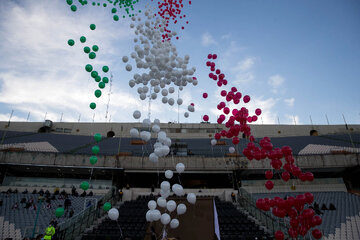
[201,32,217,47]
[284,97,295,107]
[268,74,285,93]
[232,57,255,72]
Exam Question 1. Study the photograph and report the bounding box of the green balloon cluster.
[68,39,75,46]
[94,133,102,142]
[102,66,109,73]
[80,181,89,191]
[80,36,86,43]
[92,145,100,154]
[90,156,98,165]
[84,46,90,53]
[103,202,111,211]
[55,207,64,218]
[85,64,93,72]
[90,102,96,109]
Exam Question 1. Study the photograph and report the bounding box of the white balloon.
[154,119,160,124]
[154,147,163,157]
[157,131,167,141]
[160,189,170,199]
[151,93,157,99]
[154,86,160,93]
[142,118,151,127]
[130,128,139,138]
[157,197,167,208]
[177,98,183,105]
[122,56,129,63]
[149,153,158,163]
[165,170,173,179]
[187,193,196,205]
[229,147,235,153]
[133,110,141,119]
[162,97,168,103]
[184,112,189,118]
[165,137,172,147]
[168,98,174,106]
[211,139,217,146]
[126,64,132,71]
[161,145,170,156]
[146,210,153,222]
[176,163,185,174]
[151,209,161,221]
[140,93,146,100]
[176,204,186,215]
[108,208,119,220]
[161,89,168,96]
[152,124,160,133]
[188,105,195,112]
[172,184,184,196]
[148,200,157,210]
[170,219,179,229]
[160,213,170,225]
[140,131,151,142]
[166,200,176,212]
[129,80,135,88]
[160,181,170,191]
[169,87,175,93]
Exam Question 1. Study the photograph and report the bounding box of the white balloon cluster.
[145,163,196,231]
[124,8,197,119]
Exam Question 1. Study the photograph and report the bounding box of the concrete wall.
[0,151,359,172]
[1,121,359,138]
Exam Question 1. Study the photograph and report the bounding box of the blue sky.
[0,0,359,124]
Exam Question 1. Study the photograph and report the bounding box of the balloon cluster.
[146,165,196,233]
[124,8,197,118]
[66,0,141,19]
[152,0,192,41]
[67,24,111,110]
[204,54,322,239]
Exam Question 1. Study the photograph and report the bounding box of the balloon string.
[116,221,124,239]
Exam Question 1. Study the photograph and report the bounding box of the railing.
[237,188,288,239]
[56,187,116,240]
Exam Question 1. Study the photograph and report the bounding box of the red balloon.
[207,54,213,59]
[274,230,284,240]
[223,107,230,115]
[312,215,322,226]
[215,133,221,140]
[212,54,217,59]
[232,137,240,145]
[304,192,314,204]
[255,108,262,116]
[202,93,208,98]
[265,180,274,190]
[290,217,299,228]
[305,172,314,181]
[203,115,209,122]
[231,87,237,92]
[312,229,322,239]
[281,171,290,182]
[220,90,227,97]
[288,228,298,238]
[243,95,250,103]
[299,172,307,182]
[215,69,221,74]
[265,170,273,180]
[252,115,258,122]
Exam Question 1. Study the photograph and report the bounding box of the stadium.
[0,120,359,240]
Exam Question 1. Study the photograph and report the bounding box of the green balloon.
[95,90,102,98]
[92,2,95,6]
[92,145,100,154]
[66,0,73,5]
[95,76,101,82]
[89,156,98,165]
[55,208,64,218]
[80,181,89,191]
[89,52,96,59]
[84,46,90,54]
[67,39,75,46]
[98,82,105,89]
[94,133,102,142]
[103,3,107,7]
[85,64,93,72]
[112,8,117,13]
[102,66,109,73]
[92,45,99,52]
[103,202,111,211]
[70,5,77,11]
[90,24,96,30]
[91,71,98,78]
[102,77,109,83]
[90,102,96,109]
[80,36,86,43]
[113,15,119,21]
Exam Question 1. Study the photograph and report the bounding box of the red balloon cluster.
[153,0,192,41]
[203,53,322,238]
